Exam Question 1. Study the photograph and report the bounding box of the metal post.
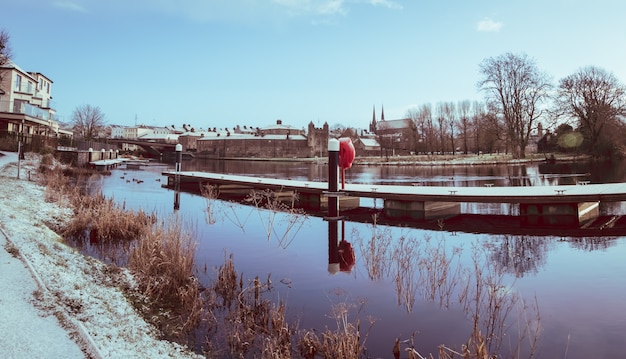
[328,139,339,218]
[327,139,340,273]
[17,140,21,179]
[174,144,182,210]
[17,119,24,179]
[328,219,339,274]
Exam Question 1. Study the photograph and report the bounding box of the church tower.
[370,105,377,133]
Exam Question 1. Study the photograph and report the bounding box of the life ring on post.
[338,138,355,189]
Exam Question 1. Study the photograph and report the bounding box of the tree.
[478,52,551,158]
[0,29,13,93]
[457,100,471,154]
[443,102,457,154]
[471,101,487,154]
[435,102,448,154]
[71,104,106,140]
[553,66,626,157]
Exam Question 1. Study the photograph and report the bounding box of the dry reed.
[247,188,308,248]
[128,216,204,340]
[297,301,368,359]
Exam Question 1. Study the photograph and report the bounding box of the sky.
[3,0,626,131]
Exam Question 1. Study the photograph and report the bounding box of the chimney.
[276,119,282,125]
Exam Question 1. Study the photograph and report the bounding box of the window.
[46,82,50,94]
[15,74,22,91]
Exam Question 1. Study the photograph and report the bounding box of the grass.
[128,216,204,340]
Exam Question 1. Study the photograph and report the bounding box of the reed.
[200,183,220,225]
[128,216,204,340]
[296,302,368,359]
[207,253,297,358]
[62,193,154,243]
[247,188,308,248]
[352,214,393,281]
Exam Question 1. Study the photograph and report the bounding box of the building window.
[15,74,22,91]
[46,82,50,94]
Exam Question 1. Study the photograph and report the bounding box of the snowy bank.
[0,152,201,359]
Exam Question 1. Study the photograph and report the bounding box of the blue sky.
[3,0,626,130]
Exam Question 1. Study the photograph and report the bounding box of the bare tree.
[553,66,626,156]
[471,101,487,154]
[0,29,13,92]
[435,102,448,154]
[478,52,551,158]
[72,104,106,140]
[444,102,457,154]
[458,100,471,154]
[406,107,421,153]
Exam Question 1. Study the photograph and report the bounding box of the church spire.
[370,105,377,133]
[381,104,385,121]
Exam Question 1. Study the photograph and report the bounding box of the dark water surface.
[83,158,626,358]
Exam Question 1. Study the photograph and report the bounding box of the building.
[0,59,70,151]
[195,120,329,158]
[370,106,416,155]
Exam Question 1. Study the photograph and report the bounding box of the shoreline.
[0,152,200,359]
[183,152,590,166]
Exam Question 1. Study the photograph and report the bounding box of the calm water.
[84,158,626,358]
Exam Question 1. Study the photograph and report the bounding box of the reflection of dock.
[162,171,626,227]
[339,209,626,237]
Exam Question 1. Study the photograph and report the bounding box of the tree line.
[395,53,626,159]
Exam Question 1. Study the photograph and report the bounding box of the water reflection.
[78,160,626,358]
[490,236,551,277]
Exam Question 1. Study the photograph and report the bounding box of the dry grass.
[200,183,221,225]
[352,214,392,281]
[205,254,295,358]
[128,216,204,340]
[297,300,371,359]
[247,188,309,248]
[353,224,540,359]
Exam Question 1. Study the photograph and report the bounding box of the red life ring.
[338,137,355,169]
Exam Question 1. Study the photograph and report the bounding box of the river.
[78,157,626,358]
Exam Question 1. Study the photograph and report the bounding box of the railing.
[0,130,119,153]
[0,99,58,121]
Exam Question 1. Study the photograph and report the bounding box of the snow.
[164,170,626,202]
[0,151,201,359]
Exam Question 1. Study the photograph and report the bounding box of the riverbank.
[190,152,589,166]
[0,151,200,359]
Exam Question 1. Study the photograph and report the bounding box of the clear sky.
[3,0,626,130]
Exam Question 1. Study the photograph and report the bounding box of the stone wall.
[197,138,312,158]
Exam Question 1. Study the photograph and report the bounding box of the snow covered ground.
[0,151,201,359]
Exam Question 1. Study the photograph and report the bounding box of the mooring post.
[174,143,182,210]
[328,220,339,274]
[328,138,339,218]
[327,139,340,273]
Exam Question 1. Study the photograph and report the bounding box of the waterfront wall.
[197,138,314,158]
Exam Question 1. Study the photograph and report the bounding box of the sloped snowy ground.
[0,151,201,359]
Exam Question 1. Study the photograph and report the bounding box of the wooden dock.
[162,170,626,226]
